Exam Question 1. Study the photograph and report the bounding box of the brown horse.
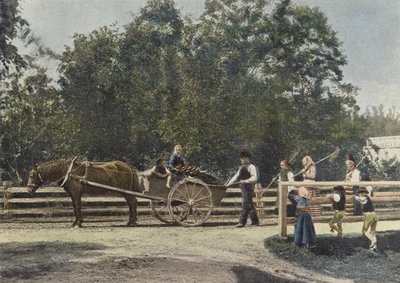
[27,158,140,227]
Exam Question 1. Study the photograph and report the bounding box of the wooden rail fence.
[0,186,278,224]
[1,183,399,226]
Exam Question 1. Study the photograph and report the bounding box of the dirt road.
[1,219,399,282]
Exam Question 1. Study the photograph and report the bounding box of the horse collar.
[38,172,44,183]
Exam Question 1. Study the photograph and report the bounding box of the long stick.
[293,147,340,178]
[264,149,301,189]
[257,149,301,196]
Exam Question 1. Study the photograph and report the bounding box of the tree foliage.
[0,0,30,78]
[2,0,400,183]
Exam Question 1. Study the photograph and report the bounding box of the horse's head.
[27,164,43,196]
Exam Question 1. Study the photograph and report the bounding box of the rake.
[293,147,340,178]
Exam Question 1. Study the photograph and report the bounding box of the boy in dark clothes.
[354,187,378,251]
[327,186,346,238]
[144,158,172,189]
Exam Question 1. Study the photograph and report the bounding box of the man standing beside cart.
[227,150,259,228]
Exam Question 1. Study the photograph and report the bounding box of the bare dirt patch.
[1,220,399,282]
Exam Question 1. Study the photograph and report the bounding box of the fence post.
[278,182,288,238]
[254,183,265,218]
[2,182,12,219]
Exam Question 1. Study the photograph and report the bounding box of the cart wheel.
[150,200,174,224]
[167,179,213,227]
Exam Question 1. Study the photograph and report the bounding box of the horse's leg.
[66,189,79,227]
[125,196,137,226]
[69,188,83,228]
[76,193,83,228]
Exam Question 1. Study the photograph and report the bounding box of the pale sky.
[19,0,400,112]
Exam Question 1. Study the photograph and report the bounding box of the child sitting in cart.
[143,158,172,189]
[168,144,201,176]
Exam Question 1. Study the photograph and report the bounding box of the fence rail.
[1,183,400,227]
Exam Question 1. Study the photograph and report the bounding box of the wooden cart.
[75,169,227,227]
[140,171,227,226]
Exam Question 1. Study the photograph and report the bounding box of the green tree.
[0,67,62,183]
[59,26,132,161]
[0,0,30,78]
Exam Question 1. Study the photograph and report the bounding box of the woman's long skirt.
[294,212,316,245]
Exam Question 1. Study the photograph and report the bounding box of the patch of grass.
[265,230,400,259]
[264,231,400,282]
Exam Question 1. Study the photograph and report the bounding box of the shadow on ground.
[0,241,106,280]
[232,265,302,283]
[0,254,303,283]
[265,230,400,283]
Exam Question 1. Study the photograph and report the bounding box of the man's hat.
[240,150,251,158]
[333,185,345,192]
[358,187,369,194]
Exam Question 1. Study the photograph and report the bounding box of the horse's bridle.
[28,169,44,188]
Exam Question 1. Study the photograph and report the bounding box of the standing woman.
[344,154,362,215]
[275,159,296,216]
[301,156,322,216]
[288,186,316,248]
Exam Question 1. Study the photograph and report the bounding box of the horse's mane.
[37,159,76,177]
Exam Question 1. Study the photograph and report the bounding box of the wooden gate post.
[254,183,265,218]
[278,182,288,238]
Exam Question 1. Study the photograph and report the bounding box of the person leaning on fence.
[275,159,296,217]
[288,186,316,248]
[327,186,346,238]
[143,158,172,189]
[354,187,378,251]
[344,154,362,216]
[226,150,259,228]
[301,156,322,216]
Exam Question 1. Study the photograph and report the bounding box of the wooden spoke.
[184,182,192,199]
[193,195,211,203]
[192,186,205,201]
[167,179,213,227]
[150,200,173,224]
[174,188,189,201]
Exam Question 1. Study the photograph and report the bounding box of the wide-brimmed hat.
[240,150,251,159]
[333,185,345,192]
[358,187,369,194]
[299,186,311,199]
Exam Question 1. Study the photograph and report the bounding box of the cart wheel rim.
[167,178,213,227]
[150,200,174,224]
